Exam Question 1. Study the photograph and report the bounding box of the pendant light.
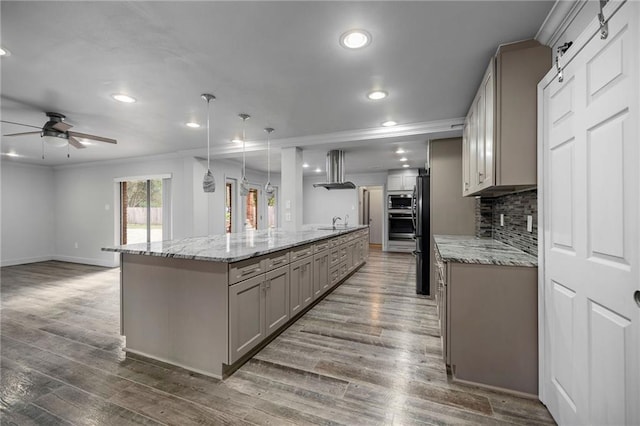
[202,93,216,193]
[238,113,251,196]
[264,127,275,196]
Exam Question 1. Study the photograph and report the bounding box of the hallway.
[1,248,553,425]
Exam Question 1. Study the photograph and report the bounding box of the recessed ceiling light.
[302,163,310,168]
[400,157,408,162]
[3,152,19,157]
[111,93,136,103]
[382,120,397,127]
[395,148,406,154]
[232,137,243,144]
[402,164,410,168]
[339,29,372,49]
[0,47,9,56]
[315,167,322,173]
[186,122,200,128]
[367,90,388,101]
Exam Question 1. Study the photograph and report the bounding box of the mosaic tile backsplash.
[475,189,537,256]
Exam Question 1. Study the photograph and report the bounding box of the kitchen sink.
[316,225,356,231]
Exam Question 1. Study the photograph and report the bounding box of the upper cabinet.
[388,169,418,191]
[462,40,551,197]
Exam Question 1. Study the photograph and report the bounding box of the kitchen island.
[103,225,369,378]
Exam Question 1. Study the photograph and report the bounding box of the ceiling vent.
[313,150,356,190]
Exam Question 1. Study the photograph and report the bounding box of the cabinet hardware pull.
[598,0,609,39]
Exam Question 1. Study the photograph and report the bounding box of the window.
[225,181,233,233]
[120,178,166,244]
[245,188,259,230]
[267,187,278,229]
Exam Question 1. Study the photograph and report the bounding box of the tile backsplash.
[475,189,537,256]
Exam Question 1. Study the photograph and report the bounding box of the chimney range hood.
[313,150,356,190]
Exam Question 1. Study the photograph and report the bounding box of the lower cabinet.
[229,265,290,363]
[289,256,313,317]
[229,274,266,363]
[265,265,290,336]
[313,250,330,297]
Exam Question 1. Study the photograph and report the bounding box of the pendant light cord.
[207,99,211,170]
[267,137,270,182]
[242,118,246,176]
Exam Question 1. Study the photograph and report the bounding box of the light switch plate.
[285,213,291,222]
[527,215,533,232]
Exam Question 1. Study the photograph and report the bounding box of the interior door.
[541,3,639,424]
[368,187,383,244]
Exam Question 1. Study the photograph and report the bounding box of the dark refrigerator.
[413,173,430,295]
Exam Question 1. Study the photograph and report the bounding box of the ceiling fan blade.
[67,131,116,144]
[3,131,41,137]
[0,120,42,130]
[52,121,73,132]
[68,136,87,149]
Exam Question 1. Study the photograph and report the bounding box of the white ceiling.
[0,1,554,174]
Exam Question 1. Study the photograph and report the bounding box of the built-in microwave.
[388,193,413,210]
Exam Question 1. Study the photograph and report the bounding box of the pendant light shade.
[238,114,251,197]
[264,127,275,196]
[202,93,216,193]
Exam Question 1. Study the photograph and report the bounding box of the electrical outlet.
[74,242,79,249]
[500,214,504,226]
[285,213,291,222]
[285,200,291,209]
[527,215,533,232]
[105,204,110,210]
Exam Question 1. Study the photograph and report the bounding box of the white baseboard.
[1,255,53,267]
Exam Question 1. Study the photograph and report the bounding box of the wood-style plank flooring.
[1,248,555,425]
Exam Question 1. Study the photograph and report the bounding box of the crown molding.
[536,0,586,46]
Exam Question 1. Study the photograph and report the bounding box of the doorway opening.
[359,186,384,246]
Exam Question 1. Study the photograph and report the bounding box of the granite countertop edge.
[102,225,368,263]
[433,234,537,268]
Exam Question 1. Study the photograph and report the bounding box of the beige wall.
[429,138,476,296]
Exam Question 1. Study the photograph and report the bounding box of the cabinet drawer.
[290,244,313,261]
[329,237,341,248]
[329,247,341,267]
[265,251,290,271]
[229,257,265,285]
[314,240,331,253]
[329,265,341,287]
[339,246,348,261]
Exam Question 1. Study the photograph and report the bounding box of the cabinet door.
[477,60,495,191]
[265,265,289,336]
[468,99,479,193]
[229,274,266,363]
[462,117,471,195]
[313,251,329,297]
[402,173,417,190]
[290,257,313,317]
[387,174,403,191]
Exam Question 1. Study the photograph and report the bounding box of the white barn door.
[540,1,639,425]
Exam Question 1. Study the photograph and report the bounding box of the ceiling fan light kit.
[1,111,117,159]
[201,93,216,193]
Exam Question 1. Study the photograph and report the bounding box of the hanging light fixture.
[238,113,251,196]
[264,127,275,196]
[201,93,216,193]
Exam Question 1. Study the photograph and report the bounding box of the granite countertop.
[433,234,537,267]
[102,225,368,263]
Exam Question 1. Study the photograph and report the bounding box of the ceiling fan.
[1,112,117,149]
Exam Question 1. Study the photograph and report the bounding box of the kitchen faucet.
[332,216,342,228]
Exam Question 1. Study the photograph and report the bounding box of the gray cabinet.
[289,256,313,317]
[387,170,418,191]
[313,250,330,297]
[265,265,290,336]
[229,274,266,363]
[462,39,550,196]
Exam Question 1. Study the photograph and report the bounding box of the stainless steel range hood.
[313,150,356,190]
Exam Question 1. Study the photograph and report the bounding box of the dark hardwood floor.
[1,248,555,425]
